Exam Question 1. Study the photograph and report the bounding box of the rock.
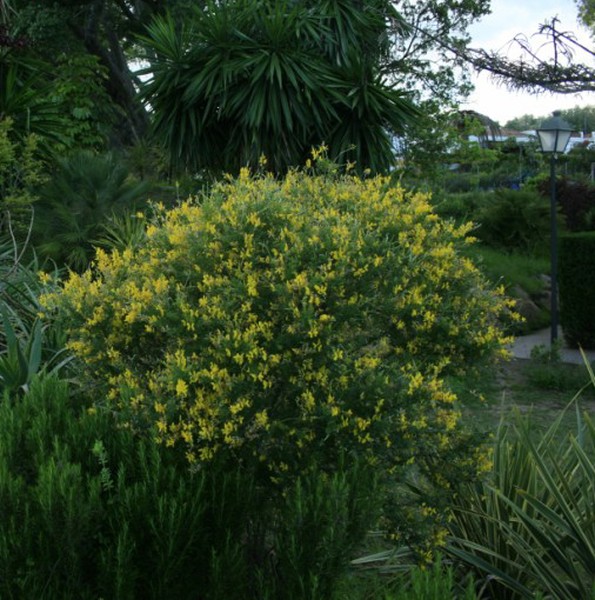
[510,284,531,301]
[535,290,552,313]
[539,273,551,288]
[513,297,544,324]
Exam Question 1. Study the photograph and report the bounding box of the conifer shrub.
[0,375,216,598]
[42,168,514,547]
[474,188,550,254]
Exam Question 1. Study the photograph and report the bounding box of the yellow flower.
[38,271,51,284]
[175,379,188,398]
[246,273,258,297]
[254,410,269,429]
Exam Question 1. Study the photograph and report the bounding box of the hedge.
[559,232,595,349]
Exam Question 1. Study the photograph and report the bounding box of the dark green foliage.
[559,232,595,349]
[6,0,152,146]
[0,117,47,239]
[1,48,117,154]
[563,144,595,181]
[0,375,380,598]
[0,58,69,155]
[431,190,488,223]
[541,176,595,232]
[474,188,551,253]
[32,150,149,271]
[140,0,418,175]
[0,376,214,598]
[49,53,117,151]
[259,464,380,600]
[5,0,494,159]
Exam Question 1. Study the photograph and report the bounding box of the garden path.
[510,327,595,365]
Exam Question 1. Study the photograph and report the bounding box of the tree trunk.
[70,1,150,146]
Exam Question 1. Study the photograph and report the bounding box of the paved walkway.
[509,327,595,365]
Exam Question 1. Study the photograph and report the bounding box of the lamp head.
[536,110,573,154]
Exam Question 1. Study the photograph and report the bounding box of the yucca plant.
[140,0,418,175]
[447,382,595,599]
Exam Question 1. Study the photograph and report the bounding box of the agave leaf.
[25,319,42,380]
[0,352,22,391]
[521,430,593,547]
[520,490,595,576]
[0,304,19,354]
[570,435,595,482]
[576,402,585,448]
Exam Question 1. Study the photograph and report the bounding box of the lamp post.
[536,110,573,345]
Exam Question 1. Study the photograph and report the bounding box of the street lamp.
[536,110,573,345]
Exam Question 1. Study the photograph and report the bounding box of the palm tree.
[32,151,149,271]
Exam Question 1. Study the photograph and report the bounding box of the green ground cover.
[458,355,595,437]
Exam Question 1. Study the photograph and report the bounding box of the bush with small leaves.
[42,167,514,548]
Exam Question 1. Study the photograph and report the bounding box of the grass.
[469,245,550,296]
[456,356,595,439]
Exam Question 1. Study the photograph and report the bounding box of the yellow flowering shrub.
[42,169,514,542]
